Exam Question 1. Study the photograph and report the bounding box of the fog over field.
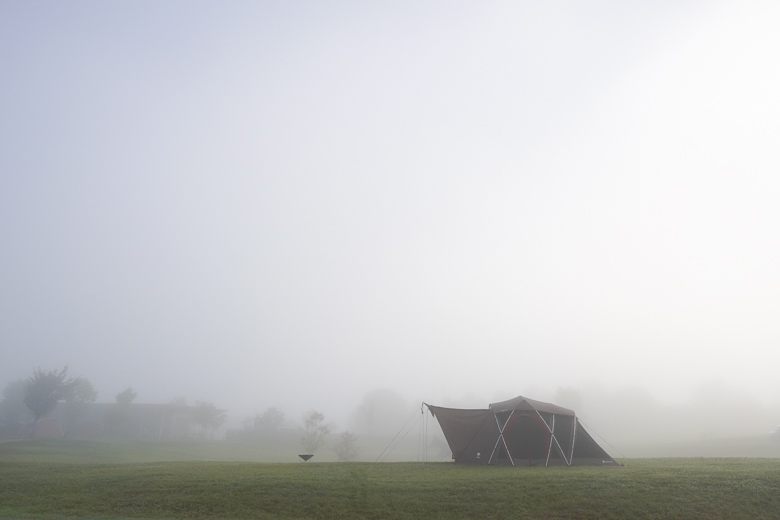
[2,1,779,442]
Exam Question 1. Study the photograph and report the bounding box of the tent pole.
[570,415,578,465]
[536,411,571,466]
[418,403,426,463]
[487,435,503,465]
[488,409,515,466]
[544,414,554,467]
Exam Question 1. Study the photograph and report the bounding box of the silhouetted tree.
[209,410,228,439]
[301,410,330,454]
[116,387,137,406]
[107,387,137,437]
[23,367,74,437]
[64,377,98,437]
[231,407,286,441]
[0,379,32,435]
[351,388,410,434]
[255,407,285,430]
[193,401,227,439]
[332,431,360,461]
[554,386,583,413]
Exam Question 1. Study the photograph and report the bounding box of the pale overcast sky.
[2,1,779,428]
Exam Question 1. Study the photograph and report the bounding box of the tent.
[426,395,618,466]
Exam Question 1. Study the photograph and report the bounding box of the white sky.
[2,1,779,428]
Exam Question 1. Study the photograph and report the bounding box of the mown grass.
[1,440,780,520]
[0,438,278,465]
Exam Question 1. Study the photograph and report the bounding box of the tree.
[107,387,137,437]
[300,410,330,454]
[332,431,360,461]
[64,377,98,437]
[554,386,583,413]
[255,407,285,430]
[351,388,410,434]
[209,408,228,439]
[0,379,33,435]
[116,387,137,406]
[23,367,74,437]
[192,401,227,439]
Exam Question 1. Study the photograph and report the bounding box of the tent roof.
[489,395,575,416]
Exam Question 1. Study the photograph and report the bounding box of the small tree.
[0,379,33,435]
[255,407,285,430]
[193,401,227,439]
[301,410,330,454]
[107,387,137,437]
[23,367,74,437]
[332,431,360,461]
[209,408,228,439]
[352,388,409,434]
[64,377,98,437]
[116,387,137,406]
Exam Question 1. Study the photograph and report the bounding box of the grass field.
[2,439,780,520]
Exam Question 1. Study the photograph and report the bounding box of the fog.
[2,1,780,448]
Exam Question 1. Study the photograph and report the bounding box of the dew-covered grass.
[1,439,779,519]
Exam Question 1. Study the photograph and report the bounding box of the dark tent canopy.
[426,395,617,466]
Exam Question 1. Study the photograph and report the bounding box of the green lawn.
[2,439,779,520]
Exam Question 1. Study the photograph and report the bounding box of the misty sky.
[2,1,779,428]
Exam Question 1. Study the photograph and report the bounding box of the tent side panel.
[427,405,496,464]
[571,419,619,465]
[498,412,551,465]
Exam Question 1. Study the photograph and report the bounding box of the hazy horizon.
[3,1,780,441]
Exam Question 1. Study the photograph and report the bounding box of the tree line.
[0,367,226,439]
[3,369,409,461]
